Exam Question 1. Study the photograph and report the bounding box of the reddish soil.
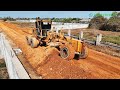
[0,21,120,79]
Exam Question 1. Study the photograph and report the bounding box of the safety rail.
[0,33,30,79]
[64,30,120,50]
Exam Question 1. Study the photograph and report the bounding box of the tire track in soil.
[86,57,120,78]
[75,49,120,78]
[88,49,120,66]
[75,60,115,79]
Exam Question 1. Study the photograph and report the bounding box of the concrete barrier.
[95,34,102,45]
[79,31,83,39]
[68,29,71,37]
[0,33,30,79]
[52,24,89,30]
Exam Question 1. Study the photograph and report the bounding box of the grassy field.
[82,32,96,41]
[63,28,120,45]
[102,36,120,45]
[83,32,120,45]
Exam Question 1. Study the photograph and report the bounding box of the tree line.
[89,12,120,32]
[51,18,82,23]
[1,17,82,23]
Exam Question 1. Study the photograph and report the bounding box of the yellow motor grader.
[26,17,88,60]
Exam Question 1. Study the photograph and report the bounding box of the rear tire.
[79,45,88,59]
[30,37,39,48]
[60,43,75,60]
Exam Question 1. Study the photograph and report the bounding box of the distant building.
[29,19,36,22]
[79,18,91,24]
[16,19,36,22]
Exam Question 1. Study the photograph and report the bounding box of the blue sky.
[0,11,118,18]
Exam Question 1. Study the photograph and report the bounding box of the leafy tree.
[111,11,118,17]
[3,16,16,21]
[89,13,107,29]
[105,12,120,31]
[93,13,103,18]
[89,12,120,32]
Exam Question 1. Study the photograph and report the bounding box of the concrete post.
[56,28,59,34]
[95,34,102,45]
[68,29,71,37]
[79,31,83,39]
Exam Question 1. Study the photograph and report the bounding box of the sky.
[0,11,119,18]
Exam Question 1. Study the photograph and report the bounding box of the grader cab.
[33,17,52,38]
[26,17,88,60]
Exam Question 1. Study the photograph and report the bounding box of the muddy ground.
[0,21,120,79]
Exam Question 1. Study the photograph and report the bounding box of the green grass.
[102,35,120,45]
[74,32,120,45]
[83,33,96,42]
[63,31,120,45]
[79,32,120,45]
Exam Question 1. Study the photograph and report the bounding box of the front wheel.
[60,43,75,60]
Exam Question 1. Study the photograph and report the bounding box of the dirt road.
[0,21,120,79]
